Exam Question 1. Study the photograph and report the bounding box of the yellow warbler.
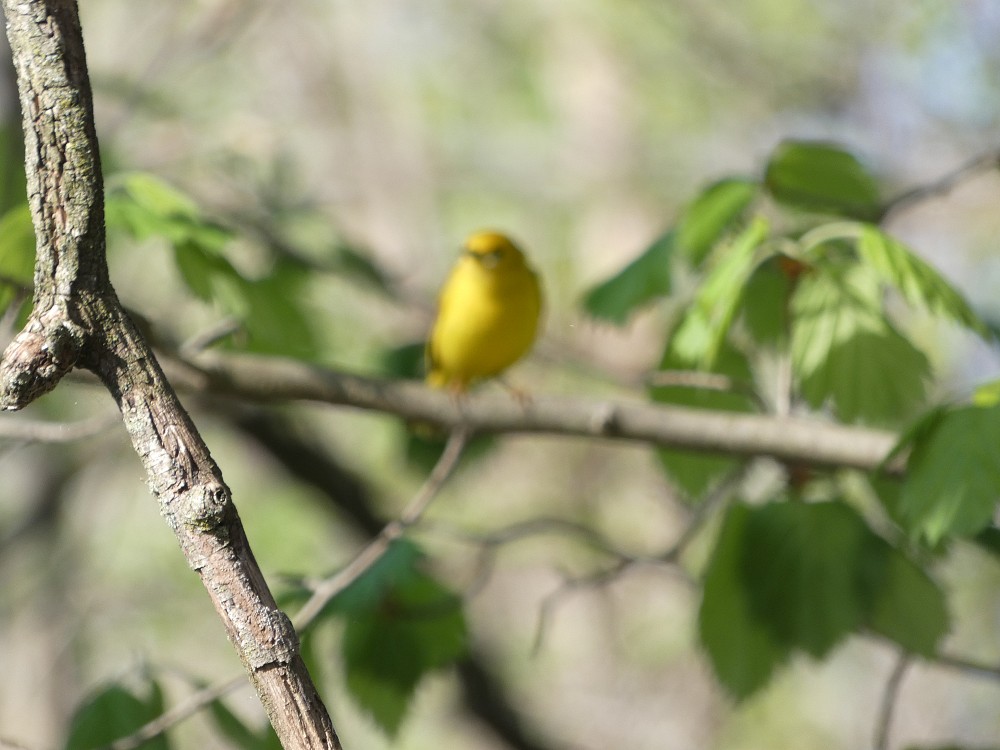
[426,231,542,391]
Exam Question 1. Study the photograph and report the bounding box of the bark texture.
[0,2,342,746]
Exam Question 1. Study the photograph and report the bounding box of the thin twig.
[178,317,243,356]
[880,148,1000,220]
[420,516,668,600]
[97,428,472,747]
[0,413,120,443]
[292,427,470,629]
[109,675,245,750]
[529,463,747,654]
[662,464,749,561]
[873,651,910,750]
[932,651,1000,680]
[531,559,633,655]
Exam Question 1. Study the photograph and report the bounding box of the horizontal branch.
[173,352,900,472]
[0,413,119,443]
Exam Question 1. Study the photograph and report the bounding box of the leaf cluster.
[585,140,994,699]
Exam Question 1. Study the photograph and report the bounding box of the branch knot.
[0,319,83,410]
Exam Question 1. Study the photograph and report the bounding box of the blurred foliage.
[4,2,1000,750]
[700,500,947,700]
[282,540,467,736]
[65,679,169,750]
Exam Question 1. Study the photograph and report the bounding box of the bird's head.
[463,231,526,271]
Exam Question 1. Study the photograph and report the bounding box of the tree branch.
[0,413,119,443]
[293,427,470,630]
[880,148,1000,220]
[170,351,900,473]
[873,652,910,750]
[0,1,340,746]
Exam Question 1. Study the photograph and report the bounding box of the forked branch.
[0,1,340,746]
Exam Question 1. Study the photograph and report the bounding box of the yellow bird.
[426,231,542,391]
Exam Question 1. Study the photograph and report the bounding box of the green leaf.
[208,699,281,750]
[699,503,789,700]
[381,342,426,380]
[857,225,987,337]
[65,681,169,750]
[700,500,948,700]
[327,538,425,617]
[866,546,948,656]
[0,123,26,216]
[671,217,769,368]
[107,173,238,311]
[972,526,1000,560]
[319,540,467,735]
[764,140,881,220]
[791,263,929,425]
[899,404,1000,544]
[741,501,881,658]
[106,172,231,251]
[331,243,395,296]
[173,239,235,302]
[651,331,755,499]
[0,204,35,314]
[738,254,797,346]
[884,405,948,463]
[676,178,758,267]
[581,231,674,325]
[973,379,1000,407]
[340,567,467,736]
[237,258,320,359]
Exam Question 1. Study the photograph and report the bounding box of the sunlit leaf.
[677,178,758,267]
[108,173,322,359]
[792,263,929,425]
[651,330,755,499]
[581,231,674,325]
[764,140,881,220]
[857,225,987,337]
[106,172,231,251]
[670,217,769,368]
[899,404,1000,544]
[973,379,1000,407]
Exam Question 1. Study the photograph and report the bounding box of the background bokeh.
[3,1,1000,748]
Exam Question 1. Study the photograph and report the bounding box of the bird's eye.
[479,249,504,269]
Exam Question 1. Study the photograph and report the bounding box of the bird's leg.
[496,375,533,408]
